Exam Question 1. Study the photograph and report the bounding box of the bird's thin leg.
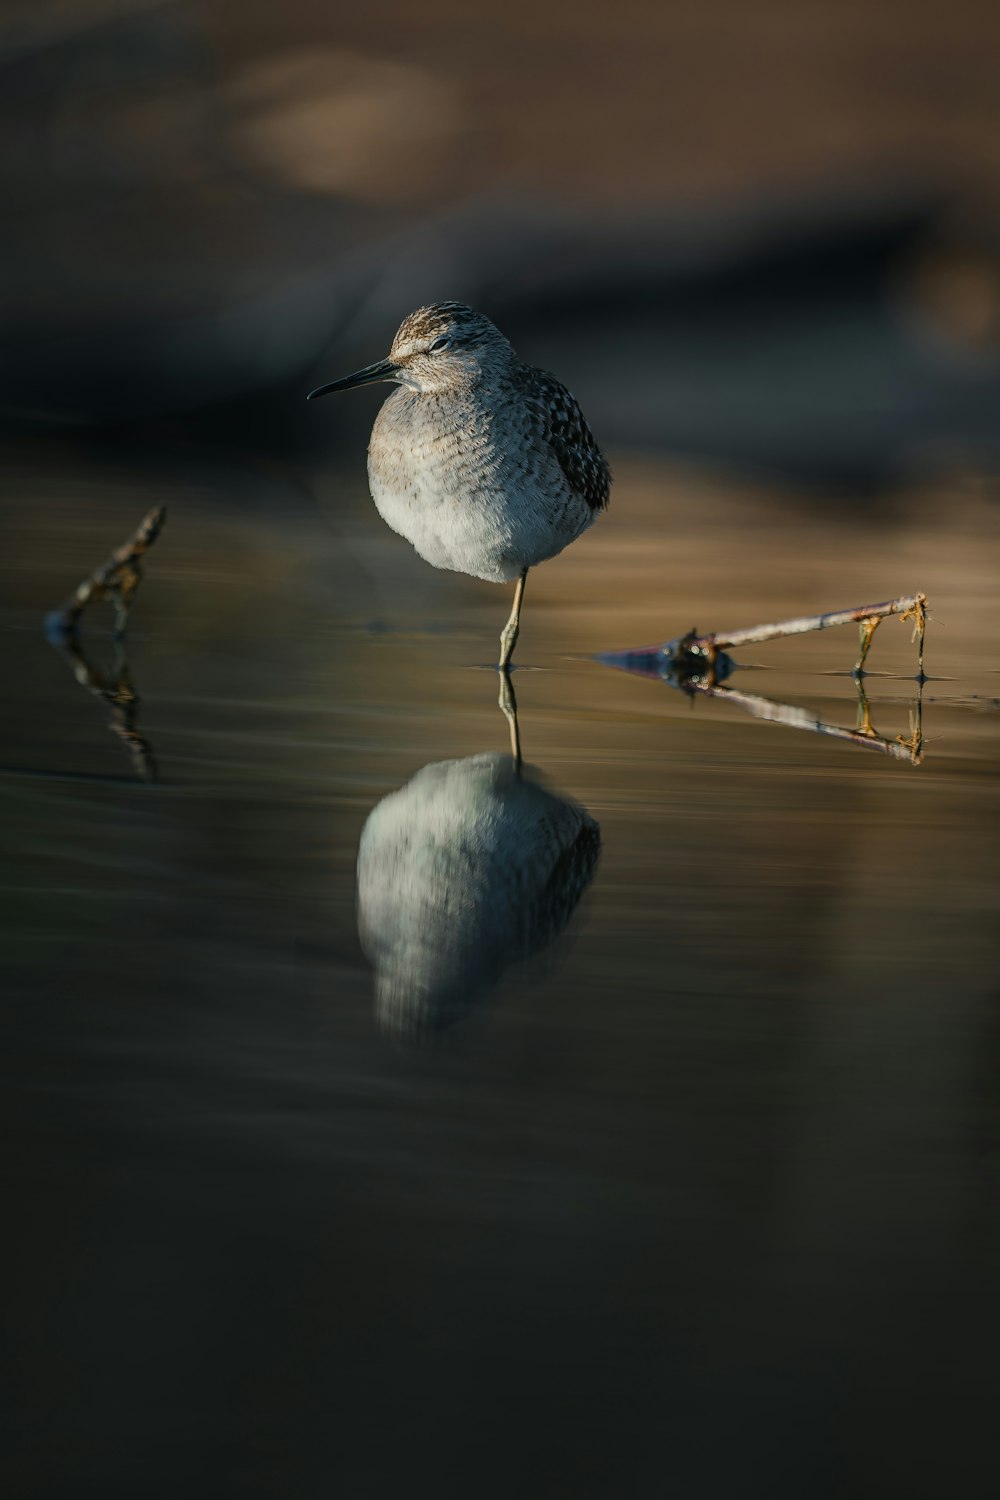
[498,668,522,769]
[499,569,528,671]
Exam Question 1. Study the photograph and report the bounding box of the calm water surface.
[2,444,999,1497]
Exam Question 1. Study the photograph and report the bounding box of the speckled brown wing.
[524,367,611,512]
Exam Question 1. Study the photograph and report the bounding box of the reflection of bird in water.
[357,752,600,1037]
[308,301,610,669]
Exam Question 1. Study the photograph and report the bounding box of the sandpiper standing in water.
[308,302,611,670]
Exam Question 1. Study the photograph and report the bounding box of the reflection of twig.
[48,636,158,782]
[660,592,928,681]
[688,676,924,765]
[598,648,925,764]
[47,507,166,637]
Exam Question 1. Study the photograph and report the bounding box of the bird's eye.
[428,335,450,352]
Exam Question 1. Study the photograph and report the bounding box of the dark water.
[2,444,1000,1497]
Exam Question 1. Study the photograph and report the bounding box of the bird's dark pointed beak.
[307,358,400,399]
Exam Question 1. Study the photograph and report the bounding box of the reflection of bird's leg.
[854,615,882,675]
[499,569,527,670]
[498,668,522,769]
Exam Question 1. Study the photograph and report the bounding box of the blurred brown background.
[3,0,1000,486]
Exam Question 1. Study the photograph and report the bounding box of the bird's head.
[307,302,514,400]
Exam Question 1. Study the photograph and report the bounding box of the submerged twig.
[47,506,167,637]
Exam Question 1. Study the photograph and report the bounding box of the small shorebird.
[308,301,611,668]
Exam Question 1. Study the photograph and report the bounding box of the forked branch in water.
[47,506,167,637]
[660,592,927,682]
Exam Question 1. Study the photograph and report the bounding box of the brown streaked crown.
[390,302,508,353]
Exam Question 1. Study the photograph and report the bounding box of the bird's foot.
[498,627,519,671]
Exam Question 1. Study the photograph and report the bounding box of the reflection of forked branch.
[686,675,924,765]
[44,507,166,781]
[47,506,166,637]
[599,646,925,764]
[48,635,158,782]
[599,590,928,764]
